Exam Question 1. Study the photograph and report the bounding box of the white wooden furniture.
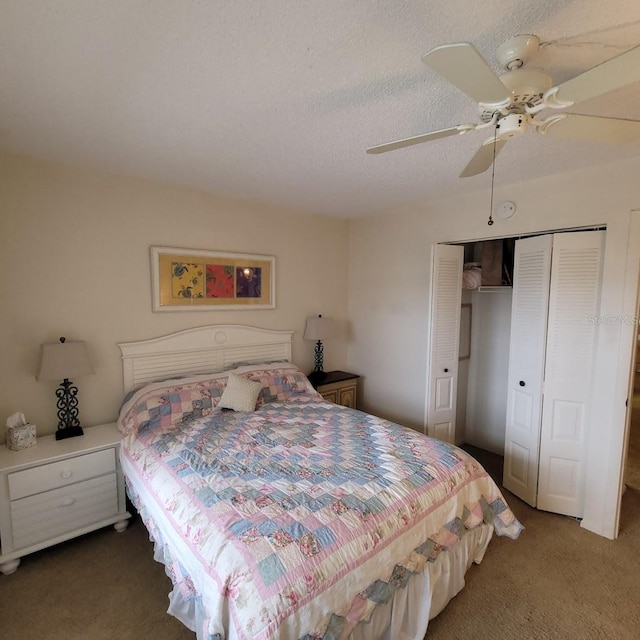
[427,230,605,519]
[118,324,294,393]
[0,422,131,575]
[503,231,604,517]
[426,244,464,445]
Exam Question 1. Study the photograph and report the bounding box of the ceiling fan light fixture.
[500,68,553,102]
[367,34,640,177]
[492,113,528,141]
[480,69,553,122]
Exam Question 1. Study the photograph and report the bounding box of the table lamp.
[37,337,94,440]
[303,314,336,383]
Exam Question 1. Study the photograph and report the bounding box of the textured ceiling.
[2,1,640,218]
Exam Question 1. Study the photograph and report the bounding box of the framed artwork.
[150,246,275,311]
[459,303,472,360]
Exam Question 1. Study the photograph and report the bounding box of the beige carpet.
[426,441,640,640]
[0,515,193,640]
[1,431,639,640]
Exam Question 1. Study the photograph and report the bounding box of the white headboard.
[118,325,294,393]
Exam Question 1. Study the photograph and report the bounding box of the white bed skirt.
[160,513,493,640]
[351,523,493,640]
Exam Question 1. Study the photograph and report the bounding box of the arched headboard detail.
[118,325,294,393]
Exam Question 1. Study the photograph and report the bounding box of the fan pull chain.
[488,124,498,226]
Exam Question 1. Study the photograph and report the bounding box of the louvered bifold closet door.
[537,230,605,517]
[426,244,463,443]
[503,234,553,506]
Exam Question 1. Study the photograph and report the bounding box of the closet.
[459,238,515,456]
[426,229,605,518]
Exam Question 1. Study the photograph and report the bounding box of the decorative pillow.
[219,373,263,412]
[255,371,316,404]
[231,362,321,403]
[117,371,229,435]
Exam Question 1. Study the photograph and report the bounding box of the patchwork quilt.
[118,365,522,640]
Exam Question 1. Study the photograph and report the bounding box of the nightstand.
[312,371,360,409]
[0,422,131,575]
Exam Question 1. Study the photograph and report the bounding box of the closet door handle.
[444,368,449,373]
[519,380,526,387]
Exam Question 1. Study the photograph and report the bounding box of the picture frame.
[459,303,472,360]
[150,246,275,311]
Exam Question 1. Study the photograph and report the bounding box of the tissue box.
[6,423,36,451]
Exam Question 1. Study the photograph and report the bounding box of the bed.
[117,325,522,640]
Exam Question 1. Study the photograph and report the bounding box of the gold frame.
[150,246,275,311]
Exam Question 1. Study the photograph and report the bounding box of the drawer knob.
[60,497,76,507]
[61,470,73,479]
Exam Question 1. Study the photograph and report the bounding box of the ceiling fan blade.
[543,113,640,144]
[459,138,508,178]
[422,42,511,105]
[554,45,640,105]
[366,124,476,154]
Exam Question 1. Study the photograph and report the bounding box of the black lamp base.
[309,340,327,387]
[54,377,84,441]
[55,426,84,441]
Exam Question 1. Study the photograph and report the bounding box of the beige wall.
[347,155,640,538]
[348,157,640,425]
[3,147,639,539]
[0,152,349,435]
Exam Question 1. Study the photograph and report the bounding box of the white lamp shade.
[304,315,336,341]
[37,340,94,381]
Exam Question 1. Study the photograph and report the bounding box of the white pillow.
[219,373,263,412]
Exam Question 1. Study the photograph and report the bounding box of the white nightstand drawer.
[8,448,116,500]
[11,473,118,550]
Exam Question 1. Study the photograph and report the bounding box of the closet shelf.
[475,286,513,293]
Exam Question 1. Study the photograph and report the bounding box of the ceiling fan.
[366,35,640,177]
